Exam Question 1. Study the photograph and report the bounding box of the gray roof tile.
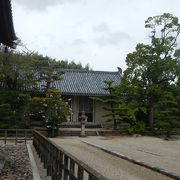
[52,70,121,96]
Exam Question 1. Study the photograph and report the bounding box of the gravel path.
[0,144,33,180]
[51,137,173,180]
[81,136,180,177]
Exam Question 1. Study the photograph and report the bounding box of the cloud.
[15,0,83,11]
[72,39,86,46]
[93,23,109,33]
[94,31,131,47]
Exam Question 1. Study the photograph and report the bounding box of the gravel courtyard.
[0,144,33,180]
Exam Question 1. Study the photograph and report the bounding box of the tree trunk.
[52,128,55,137]
[113,119,117,130]
[111,103,117,130]
[148,101,154,133]
[166,130,170,139]
[45,80,51,92]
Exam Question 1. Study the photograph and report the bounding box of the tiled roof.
[52,69,121,96]
[0,0,17,48]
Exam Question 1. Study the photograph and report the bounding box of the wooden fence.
[0,129,33,144]
[33,130,107,180]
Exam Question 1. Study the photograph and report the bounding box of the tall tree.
[35,58,64,92]
[0,49,38,90]
[123,13,180,132]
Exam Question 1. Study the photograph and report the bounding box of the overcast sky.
[12,0,180,71]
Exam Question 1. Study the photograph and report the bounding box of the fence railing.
[33,130,107,180]
[0,129,33,144]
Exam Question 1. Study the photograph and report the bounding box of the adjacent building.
[52,69,121,124]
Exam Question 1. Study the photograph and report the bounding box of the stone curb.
[27,144,41,180]
[0,153,6,174]
[81,140,180,180]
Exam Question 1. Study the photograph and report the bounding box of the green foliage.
[0,49,92,91]
[174,49,180,83]
[0,91,31,128]
[93,80,136,130]
[127,121,146,134]
[33,58,63,91]
[0,104,14,128]
[93,80,120,130]
[45,89,70,137]
[122,13,180,132]
[0,48,89,129]
[0,89,71,131]
[155,91,180,137]
[28,96,45,122]
[0,49,38,90]
[116,103,136,123]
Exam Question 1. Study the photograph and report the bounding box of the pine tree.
[156,91,180,138]
[93,80,136,130]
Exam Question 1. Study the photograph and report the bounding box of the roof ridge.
[63,69,120,74]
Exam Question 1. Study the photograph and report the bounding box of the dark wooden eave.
[0,0,17,48]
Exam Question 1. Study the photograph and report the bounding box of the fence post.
[4,130,7,144]
[15,129,17,144]
[70,159,75,179]
[77,166,84,180]
[58,152,63,179]
[25,130,27,144]
[64,155,69,180]
[89,174,97,180]
[52,146,58,180]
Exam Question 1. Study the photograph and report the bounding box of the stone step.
[58,130,98,136]
[60,122,102,129]
[30,121,44,126]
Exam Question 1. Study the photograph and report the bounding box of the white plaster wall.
[94,101,109,124]
[71,96,110,124]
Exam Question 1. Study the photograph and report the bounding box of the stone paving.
[51,136,175,180]
[81,136,180,178]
